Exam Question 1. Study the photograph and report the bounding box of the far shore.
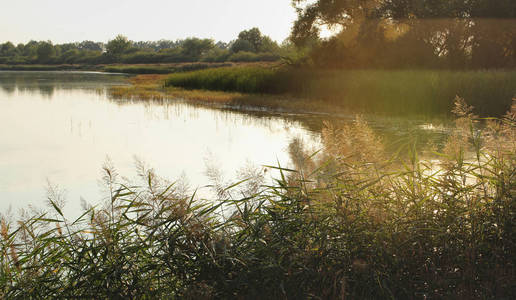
[0,62,276,74]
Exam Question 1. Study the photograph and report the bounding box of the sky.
[0,0,298,44]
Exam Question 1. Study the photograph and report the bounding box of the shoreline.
[108,74,351,117]
[0,62,276,74]
[3,67,514,117]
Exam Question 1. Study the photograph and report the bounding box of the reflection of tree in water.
[104,92,452,155]
[0,71,453,158]
[0,72,128,98]
[106,94,323,134]
[37,84,56,98]
[0,84,15,95]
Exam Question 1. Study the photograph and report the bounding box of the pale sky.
[0,0,298,44]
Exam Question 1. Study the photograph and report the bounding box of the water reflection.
[0,72,319,216]
[0,71,453,217]
[103,90,453,151]
[0,71,128,98]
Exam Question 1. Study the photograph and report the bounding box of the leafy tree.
[156,39,179,51]
[215,41,229,49]
[59,43,79,53]
[257,36,280,53]
[0,42,17,57]
[181,38,214,60]
[36,41,55,63]
[61,49,80,64]
[201,47,230,62]
[231,28,279,53]
[78,41,103,52]
[22,41,39,58]
[0,28,285,66]
[106,35,131,60]
[290,0,516,68]
[237,28,263,51]
[230,39,255,53]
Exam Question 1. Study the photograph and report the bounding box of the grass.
[165,67,516,116]
[165,66,289,93]
[103,62,234,75]
[109,74,335,115]
[305,69,516,116]
[1,100,515,299]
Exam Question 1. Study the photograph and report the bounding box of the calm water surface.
[0,71,450,216]
[0,72,323,215]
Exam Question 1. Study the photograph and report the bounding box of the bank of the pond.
[164,67,516,116]
[109,74,341,116]
[0,62,275,74]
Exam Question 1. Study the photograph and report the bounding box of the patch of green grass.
[165,66,292,93]
[305,69,516,116]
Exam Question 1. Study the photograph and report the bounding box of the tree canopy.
[0,30,285,65]
[36,41,55,63]
[230,28,280,53]
[106,35,132,59]
[291,0,516,68]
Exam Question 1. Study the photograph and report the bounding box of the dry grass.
[109,74,351,115]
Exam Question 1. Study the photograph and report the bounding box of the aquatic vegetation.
[103,62,234,75]
[0,100,514,299]
[165,67,516,116]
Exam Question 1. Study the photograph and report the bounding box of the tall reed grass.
[1,99,514,299]
[165,67,516,116]
[165,66,289,94]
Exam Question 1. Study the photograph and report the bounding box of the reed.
[1,99,514,299]
[165,67,516,116]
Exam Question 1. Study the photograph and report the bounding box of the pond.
[0,71,451,216]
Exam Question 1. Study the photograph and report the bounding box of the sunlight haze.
[0,0,297,43]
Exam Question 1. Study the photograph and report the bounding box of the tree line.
[291,0,516,68]
[0,28,291,65]
[2,0,514,69]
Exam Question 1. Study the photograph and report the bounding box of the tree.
[23,41,39,58]
[156,39,178,51]
[36,41,55,63]
[290,0,516,68]
[231,28,279,53]
[0,42,17,57]
[106,35,131,59]
[230,39,255,53]
[78,40,103,52]
[181,38,214,60]
[238,28,262,51]
[257,36,279,53]
[61,49,80,64]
